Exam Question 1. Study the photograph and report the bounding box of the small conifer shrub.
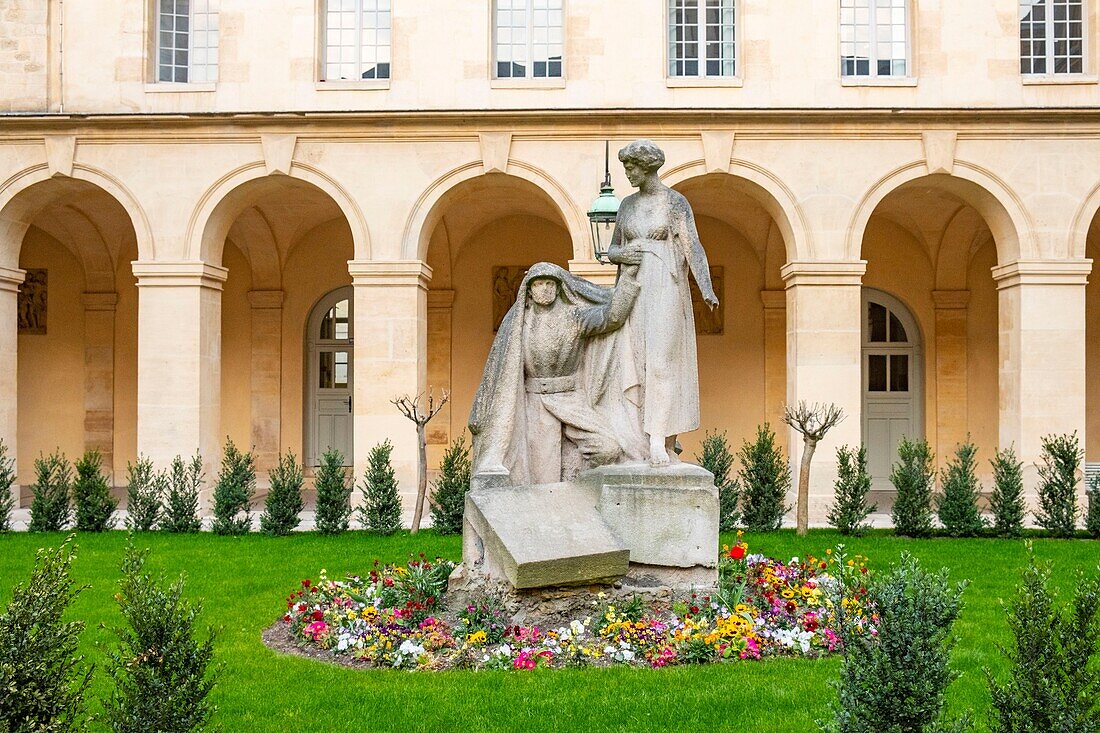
[125,456,163,532]
[103,542,217,733]
[987,547,1100,732]
[821,553,971,733]
[259,451,304,536]
[1087,473,1100,540]
[0,536,92,733]
[989,446,1026,538]
[210,438,256,535]
[430,435,471,535]
[1035,432,1083,538]
[827,445,876,536]
[0,438,15,531]
[890,437,936,538]
[314,449,353,535]
[697,431,740,531]
[73,449,117,532]
[738,424,790,533]
[28,451,74,532]
[936,439,986,538]
[162,453,203,534]
[360,440,402,535]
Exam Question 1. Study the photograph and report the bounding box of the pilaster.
[932,290,970,466]
[248,289,284,473]
[82,291,118,478]
[0,266,25,509]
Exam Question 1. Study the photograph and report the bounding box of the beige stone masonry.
[426,288,454,452]
[994,259,1092,512]
[82,291,117,479]
[932,290,970,468]
[761,289,787,440]
[133,261,228,505]
[0,265,25,507]
[782,261,867,522]
[349,259,431,515]
[248,289,284,472]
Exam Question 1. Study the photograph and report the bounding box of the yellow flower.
[467,630,487,645]
[781,588,796,599]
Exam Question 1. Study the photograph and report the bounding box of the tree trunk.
[411,424,428,533]
[797,436,817,536]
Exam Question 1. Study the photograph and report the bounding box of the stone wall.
[0,0,47,112]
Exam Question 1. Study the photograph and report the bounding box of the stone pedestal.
[456,462,719,591]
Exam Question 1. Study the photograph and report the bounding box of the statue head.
[618,139,666,186]
[528,276,559,306]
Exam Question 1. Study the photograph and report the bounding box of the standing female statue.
[607,140,719,466]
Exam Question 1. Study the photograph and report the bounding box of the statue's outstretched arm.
[577,269,641,337]
[676,197,719,308]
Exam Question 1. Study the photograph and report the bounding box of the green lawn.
[1,530,1096,733]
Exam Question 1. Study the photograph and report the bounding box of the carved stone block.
[18,268,46,335]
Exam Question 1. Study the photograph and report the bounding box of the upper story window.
[494,0,563,79]
[840,0,909,78]
[668,0,737,78]
[156,0,219,83]
[323,0,391,81]
[1020,0,1084,75]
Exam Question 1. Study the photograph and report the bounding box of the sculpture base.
[454,462,719,591]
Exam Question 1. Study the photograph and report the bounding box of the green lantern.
[586,142,620,263]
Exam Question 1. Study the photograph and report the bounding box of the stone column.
[82,292,117,478]
[248,289,284,473]
[426,289,454,463]
[349,259,431,518]
[781,261,866,524]
[932,290,970,466]
[761,289,787,448]
[994,260,1091,512]
[133,261,227,505]
[0,266,25,508]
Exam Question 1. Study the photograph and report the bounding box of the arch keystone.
[922,131,958,176]
[261,134,298,176]
[44,135,76,178]
[700,130,735,174]
[479,132,513,174]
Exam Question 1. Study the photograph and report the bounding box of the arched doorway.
[305,286,354,467]
[862,288,923,490]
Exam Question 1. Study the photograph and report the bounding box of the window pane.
[868,302,888,342]
[888,312,908,343]
[890,354,909,392]
[868,355,888,392]
[320,299,350,340]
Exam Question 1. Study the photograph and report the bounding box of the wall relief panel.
[18,269,47,335]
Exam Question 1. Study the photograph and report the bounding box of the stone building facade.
[2,0,1099,521]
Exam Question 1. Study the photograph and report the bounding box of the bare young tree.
[392,389,449,534]
[783,401,846,536]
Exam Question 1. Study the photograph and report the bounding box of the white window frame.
[153,0,219,85]
[492,0,565,81]
[1019,0,1087,77]
[667,0,738,80]
[839,0,911,80]
[320,0,392,83]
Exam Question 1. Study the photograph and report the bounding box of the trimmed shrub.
[29,451,74,532]
[989,446,1026,538]
[1088,474,1100,540]
[1036,432,1083,538]
[360,440,402,535]
[0,438,15,531]
[936,439,986,538]
[73,450,117,532]
[103,542,217,733]
[260,451,304,536]
[210,438,256,535]
[696,431,740,531]
[821,553,970,733]
[314,449,353,535]
[429,435,471,535]
[987,547,1100,733]
[162,453,203,534]
[827,445,876,537]
[125,457,163,532]
[890,437,936,538]
[738,424,790,532]
[0,536,92,733]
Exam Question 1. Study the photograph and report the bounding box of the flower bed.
[278,538,876,671]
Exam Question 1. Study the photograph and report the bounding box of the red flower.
[730,545,747,561]
[302,579,312,588]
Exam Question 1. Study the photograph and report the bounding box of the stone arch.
[32,204,117,292]
[0,163,154,269]
[934,206,988,291]
[847,161,1032,264]
[186,161,370,265]
[660,160,811,262]
[1069,179,1100,260]
[402,160,589,262]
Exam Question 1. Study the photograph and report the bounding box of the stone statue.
[607,140,719,466]
[469,262,645,486]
